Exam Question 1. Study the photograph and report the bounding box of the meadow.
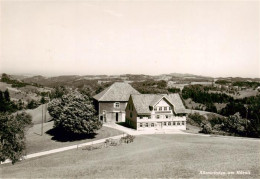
[2,134,259,178]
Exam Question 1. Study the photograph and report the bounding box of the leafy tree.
[167,87,180,93]
[40,96,46,104]
[4,89,10,102]
[0,90,18,112]
[50,86,68,99]
[205,103,217,113]
[48,90,102,135]
[27,99,39,109]
[0,112,32,164]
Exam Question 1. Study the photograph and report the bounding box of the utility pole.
[44,103,47,123]
[41,103,43,136]
[245,105,248,137]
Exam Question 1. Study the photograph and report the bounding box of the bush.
[104,138,121,147]
[200,122,212,134]
[188,113,206,126]
[120,135,135,144]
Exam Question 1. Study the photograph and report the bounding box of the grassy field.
[25,121,123,154]
[2,134,259,178]
[25,104,52,124]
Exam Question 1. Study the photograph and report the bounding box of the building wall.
[98,101,127,123]
[136,116,186,131]
[154,98,174,115]
[125,96,138,129]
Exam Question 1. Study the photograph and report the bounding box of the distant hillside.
[7,72,259,94]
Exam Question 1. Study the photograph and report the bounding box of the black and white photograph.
[0,0,259,178]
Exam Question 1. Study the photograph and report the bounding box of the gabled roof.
[93,82,140,102]
[131,93,186,114]
[167,94,187,114]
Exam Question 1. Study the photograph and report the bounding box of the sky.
[0,0,259,78]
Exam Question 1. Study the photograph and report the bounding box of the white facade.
[126,96,186,131]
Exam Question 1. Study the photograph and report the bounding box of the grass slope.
[25,104,51,124]
[25,121,123,154]
[3,134,260,178]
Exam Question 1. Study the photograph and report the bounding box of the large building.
[93,82,140,123]
[125,93,187,130]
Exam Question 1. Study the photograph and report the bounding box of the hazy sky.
[0,0,259,78]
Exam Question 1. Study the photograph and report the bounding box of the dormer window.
[164,107,167,111]
[159,107,162,111]
[114,102,120,108]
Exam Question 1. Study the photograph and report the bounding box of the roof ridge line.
[99,83,114,101]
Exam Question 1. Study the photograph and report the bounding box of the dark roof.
[167,94,187,114]
[131,93,186,114]
[93,82,140,102]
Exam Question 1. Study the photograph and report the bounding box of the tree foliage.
[1,73,29,88]
[182,85,233,104]
[132,80,168,94]
[48,90,102,135]
[0,112,32,164]
[167,87,180,93]
[0,89,18,112]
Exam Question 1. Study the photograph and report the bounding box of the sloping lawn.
[2,134,260,178]
[25,121,123,154]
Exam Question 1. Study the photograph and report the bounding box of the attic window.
[114,102,120,108]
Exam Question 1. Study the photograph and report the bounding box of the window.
[164,122,167,126]
[140,123,143,127]
[154,107,157,111]
[159,107,162,111]
[164,107,167,111]
[140,116,143,119]
[165,115,168,119]
[151,123,154,127]
[145,123,148,127]
[148,116,151,119]
[130,112,132,118]
[114,102,120,108]
[182,121,185,125]
[173,122,176,125]
[168,122,171,126]
[177,122,180,125]
[156,115,160,119]
[169,106,172,110]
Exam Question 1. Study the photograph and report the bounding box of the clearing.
[2,134,259,178]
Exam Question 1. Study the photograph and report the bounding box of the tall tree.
[0,112,32,164]
[48,90,102,135]
[4,89,10,102]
